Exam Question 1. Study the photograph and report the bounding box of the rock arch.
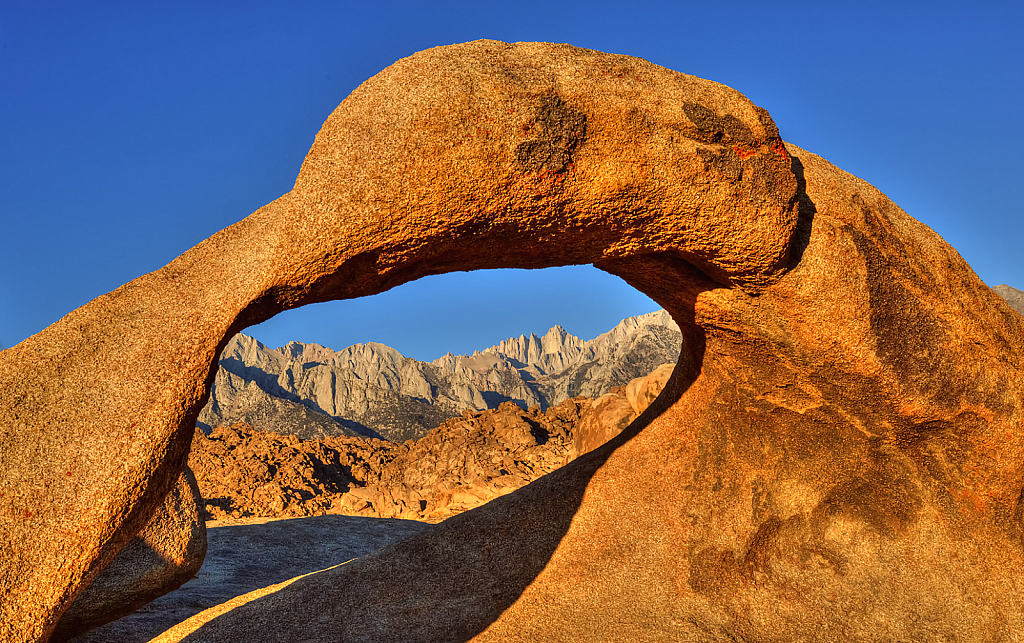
[2,41,1024,642]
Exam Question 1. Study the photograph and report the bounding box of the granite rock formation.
[53,469,206,642]
[4,40,1019,642]
[190,364,669,525]
[572,362,674,458]
[70,366,666,640]
[199,310,681,442]
[161,147,1024,643]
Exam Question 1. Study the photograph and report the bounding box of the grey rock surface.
[69,515,428,643]
[199,310,681,442]
[993,284,1024,316]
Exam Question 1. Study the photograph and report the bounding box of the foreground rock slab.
[3,39,1023,642]
[71,516,427,643]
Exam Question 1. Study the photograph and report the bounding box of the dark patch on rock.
[697,147,743,181]
[815,473,922,538]
[515,93,587,173]
[843,220,958,408]
[682,102,757,146]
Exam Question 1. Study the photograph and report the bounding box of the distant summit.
[992,284,1024,316]
[198,310,682,442]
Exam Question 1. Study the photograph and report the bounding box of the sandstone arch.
[2,41,1023,642]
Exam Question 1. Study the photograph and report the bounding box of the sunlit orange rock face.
[1,40,1021,642]
[52,469,206,641]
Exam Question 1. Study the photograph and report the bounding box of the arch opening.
[188,264,697,524]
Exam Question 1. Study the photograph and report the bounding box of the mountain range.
[198,284,1024,444]
[198,309,682,442]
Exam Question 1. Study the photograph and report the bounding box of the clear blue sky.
[2,1,1021,360]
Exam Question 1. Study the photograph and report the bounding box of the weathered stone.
[570,363,673,458]
[152,138,1024,642]
[8,39,1018,642]
[624,362,674,417]
[53,469,206,641]
[572,392,635,458]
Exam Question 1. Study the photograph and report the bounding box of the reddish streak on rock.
[732,146,757,160]
[771,139,790,160]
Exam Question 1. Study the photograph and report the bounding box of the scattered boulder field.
[190,363,675,523]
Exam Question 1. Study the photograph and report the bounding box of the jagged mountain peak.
[203,309,683,442]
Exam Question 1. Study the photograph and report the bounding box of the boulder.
[7,40,1019,642]
[624,362,674,417]
[572,392,635,458]
[52,469,206,641]
[571,363,676,458]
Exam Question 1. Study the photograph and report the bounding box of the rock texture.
[200,310,681,442]
[190,397,583,522]
[994,283,1024,316]
[6,40,1018,643]
[53,469,206,642]
[157,143,1024,643]
[69,364,666,640]
[572,362,674,458]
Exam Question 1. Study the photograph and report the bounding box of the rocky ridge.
[199,309,681,442]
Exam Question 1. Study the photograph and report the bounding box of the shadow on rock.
[72,515,429,643]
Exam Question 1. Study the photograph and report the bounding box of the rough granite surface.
[3,40,1022,642]
[52,469,206,641]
